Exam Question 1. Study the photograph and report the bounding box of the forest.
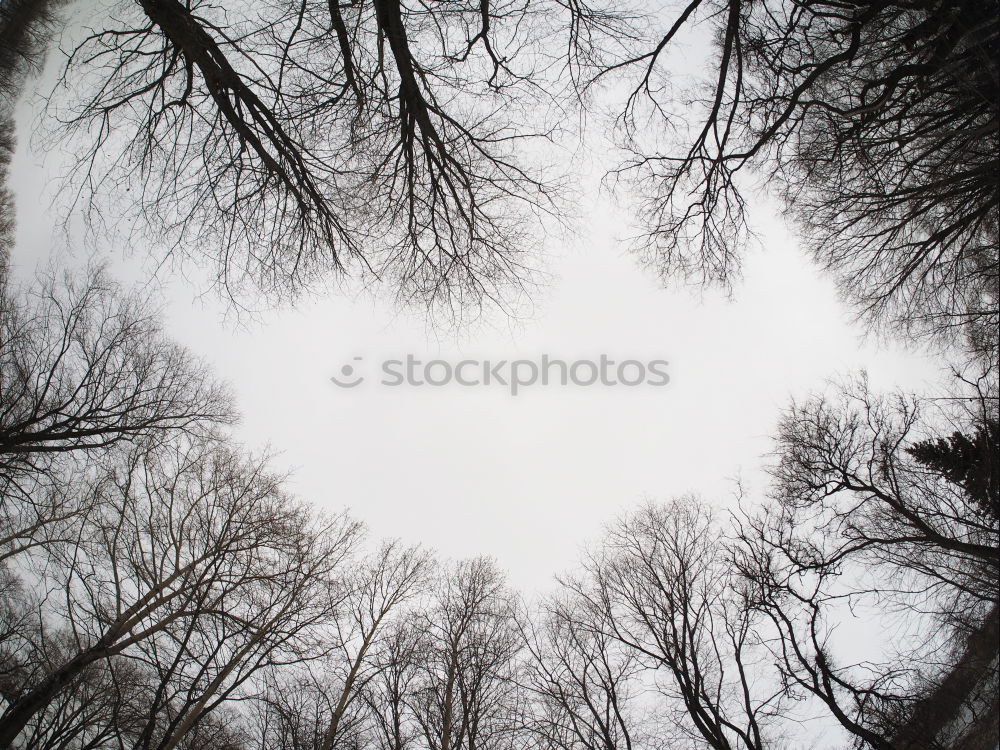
[0,0,997,747]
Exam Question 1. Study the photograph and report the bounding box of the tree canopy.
[0,0,997,748]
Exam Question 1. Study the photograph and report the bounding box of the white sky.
[7,68,947,599]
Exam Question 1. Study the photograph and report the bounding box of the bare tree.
[1,0,74,276]
[126,503,358,750]
[40,0,632,314]
[603,0,998,345]
[0,117,14,275]
[524,592,646,750]
[251,540,432,750]
[14,648,153,750]
[408,557,529,750]
[767,378,998,619]
[317,541,432,750]
[0,265,234,567]
[0,567,43,709]
[362,620,424,750]
[729,377,1000,749]
[0,463,95,565]
[0,434,361,747]
[249,556,529,750]
[0,0,69,103]
[0,265,233,463]
[559,500,785,750]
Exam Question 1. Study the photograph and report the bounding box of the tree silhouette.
[607,0,998,345]
[0,435,360,746]
[908,419,1000,522]
[43,0,630,313]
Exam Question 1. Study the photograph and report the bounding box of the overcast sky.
[7,74,947,597]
